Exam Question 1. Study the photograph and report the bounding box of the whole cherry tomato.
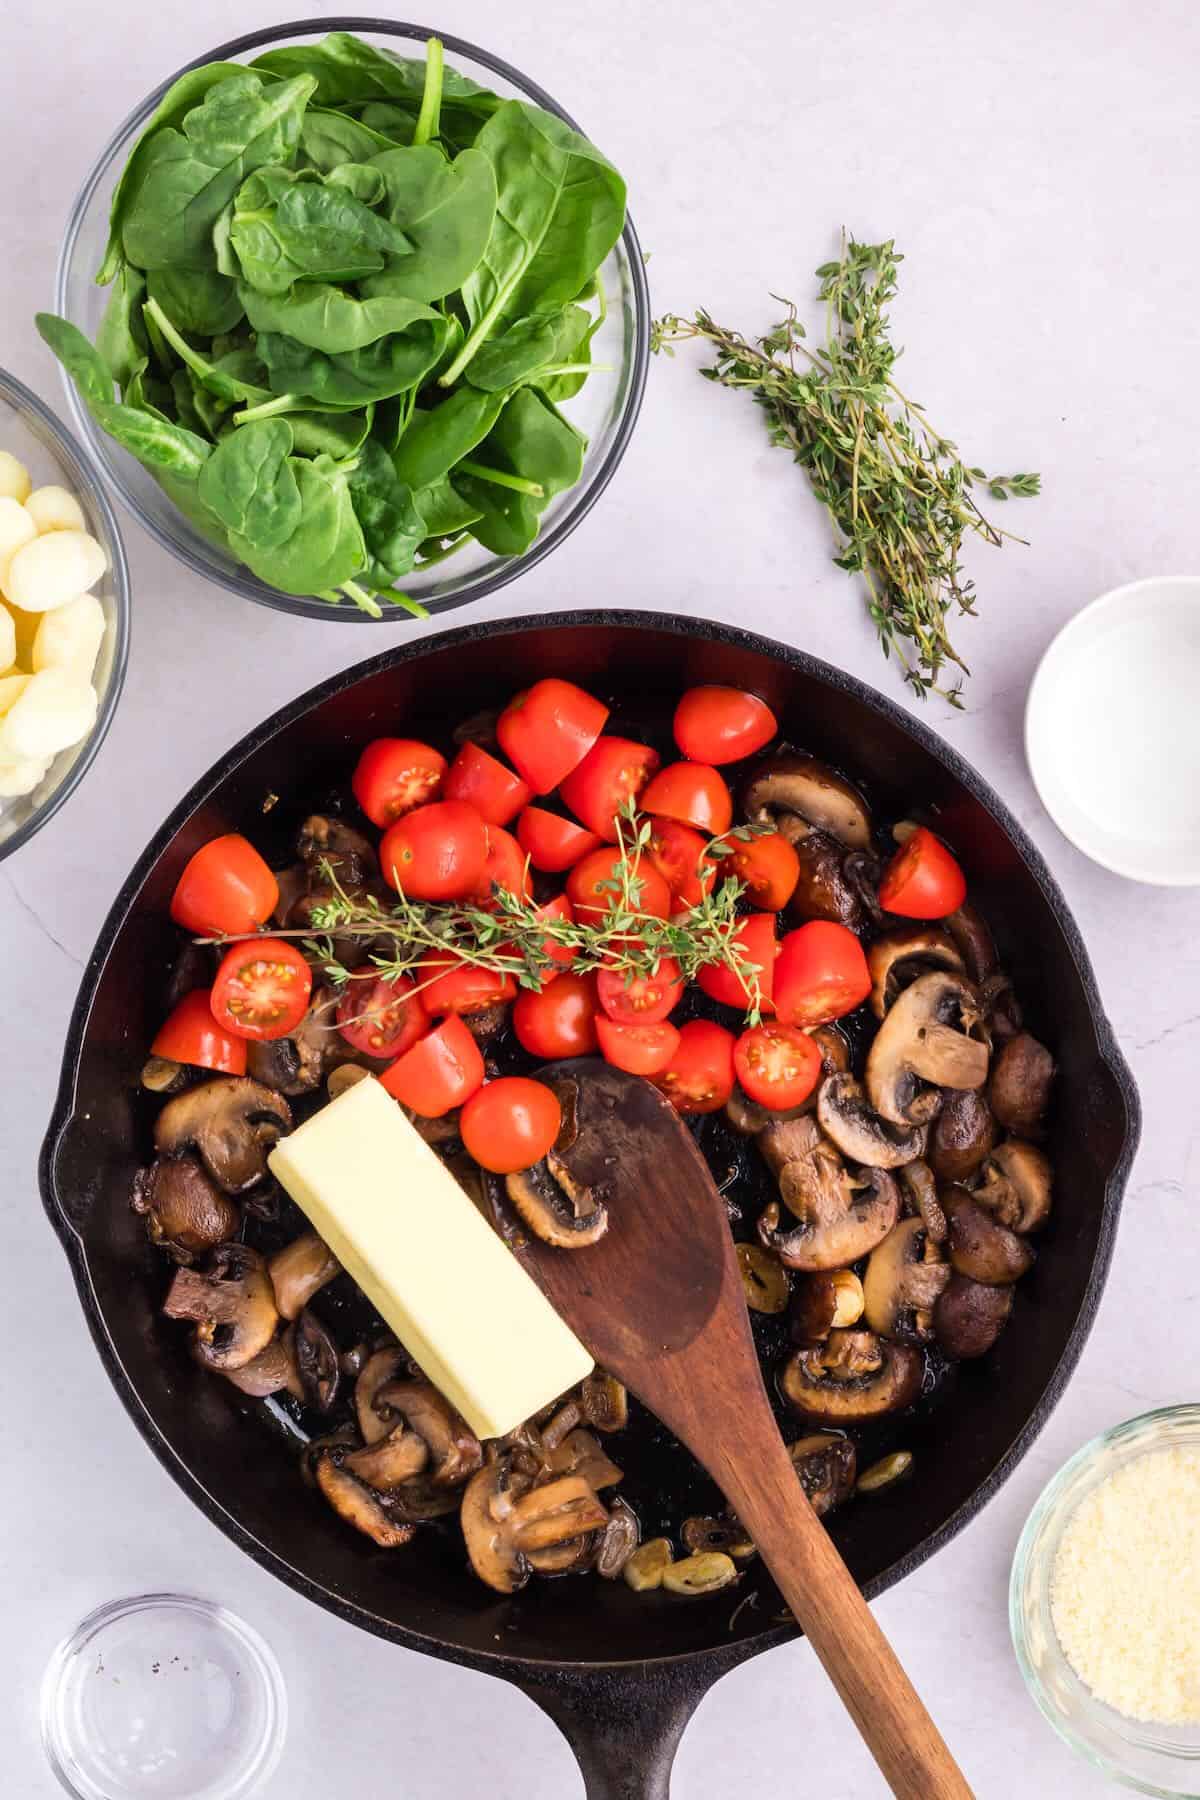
[512,971,600,1059]
[460,1077,563,1174]
[566,847,672,925]
[381,800,488,902]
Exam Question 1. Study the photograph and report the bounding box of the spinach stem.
[457,458,544,497]
[234,392,302,425]
[339,580,384,617]
[412,37,444,146]
[415,531,468,567]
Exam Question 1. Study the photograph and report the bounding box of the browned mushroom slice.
[580,1372,628,1434]
[460,1462,531,1593]
[788,1433,858,1516]
[343,1429,430,1490]
[268,1231,340,1320]
[945,902,998,983]
[540,1398,583,1450]
[505,1158,608,1249]
[546,1428,623,1491]
[297,813,378,884]
[988,1033,1055,1135]
[525,1534,600,1575]
[375,1378,482,1487]
[314,1453,415,1548]
[927,1087,998,1183]
[247,987,350,1097]
[933,1274,1014,1358]
[867,925,966,1020]
[682,1515,756,1559]
[291,1309,341,1412]
[596,1496,640,1579]
[354,1346,407,1443]
[974,1140,1053,1233]
[816,1072,929,1169]
[898,1159,947,1242]
[154,1078,292,1193]
[789,1269,865,1343]
[743,751,872,848]
[785,831,871,930]
[756,1113,900,1271]
[865,972,990,1126]
[508,1476,609,1553]
[131,1155,240,1260]
[162,1243,279,1371]
[223,1335,303,1399]
[941,1187,1033,1285]
[460,1001,511,1045]
[781,1329,922,1423]
[862,1218,951,1342]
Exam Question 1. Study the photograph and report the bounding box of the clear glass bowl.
[0,367,129,861]
[41,1594,287,1800]
[1011,1405,1200,1797]
[54,17,651,624]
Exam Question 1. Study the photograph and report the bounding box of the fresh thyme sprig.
[652,236,1040,706]
[296,801,770,1023]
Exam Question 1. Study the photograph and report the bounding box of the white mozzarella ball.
[0,452,32,504]
[0,752,50,798]
[0,496,37,589]
[26,484,87,535]
[0,604,15,672]
[4,529,108,611]
[0,667,98,758]
[0,672,30,714]
[32,593,105,677]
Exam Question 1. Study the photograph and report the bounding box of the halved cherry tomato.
[352,738,446,827]
[336,973,427,1058]
[734,1021,822,1110]
[497,678,608,794]
[381,801,488,901]
[728,831,801,911]
[416,955,516,1017]
[380,1014,485,1117]
[460,1077,563,1174]
[596,1016,680,1076]
[673,686,778,765]
[516,805,602,873]
[774,921,871,1027]
[513,971,600,1059]
[443,741,531,827]
[211,938,313,1041]
[170,834,278,937]
[656,1019,736,1114]
[696,913,778,1012]
[878,826,967,919]
[475,825,532,908]
[532,894,578,973]
[640,762,733,835]
[558,736,661,842]
[596,955,683,1025]
[566,846,672,925]
[644,817,715,908]
[152,989,247,1075]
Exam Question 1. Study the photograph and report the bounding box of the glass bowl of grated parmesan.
[1011,1405,1200,1797]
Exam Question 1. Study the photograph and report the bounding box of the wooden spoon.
[515,1060,974,1800]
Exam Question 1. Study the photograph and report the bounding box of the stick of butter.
[268,1075,593,1439]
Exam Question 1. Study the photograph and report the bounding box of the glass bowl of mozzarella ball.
[0,367,128,860]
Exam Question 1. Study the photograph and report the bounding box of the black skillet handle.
[504,1658,722,1800]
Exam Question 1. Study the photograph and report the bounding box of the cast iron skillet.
[40,613,1139,1798]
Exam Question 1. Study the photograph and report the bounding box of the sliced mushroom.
[247,987,351,1097]
[898,1159,947,1242]
[945,903,997,983]
[141,1055,188,1095]
[867,926,965,1020]
[927,1087,998,1183]
[942,1187,1033,1285]
[789,1269,865,1342]
[785,831,871,930]
[525,1534,600,1576]
[988,1033,1055,1135]
[375,1377,482,1487]
[354,1347,407,1443]
[737,1242,791,1313]
[223,1335,303,1400]
[314,1452,415,1548]
[743,752,872,848]
[292,1308,340,1412]
[933,1274,1014,1358]
[816,1072,929,1168]
[546,1428,623,1492]
[297,813,378,884]
[974,1139,1053,1233]
[154,1078,292,1193]
[343,1429,430,1490]
[268,1231,340,1320]
[581,1372,628,1434]
[507,1476,609,1553]
[596,1497,640,1579]
[862,1217,951,1342]
[460,1463,607,1594]
[131,1155,240,1260]
[757,1114,901,1271]
[788,1432,858,1516]
[781,1329,922,1423]
[682,1516,756,1559]
[162,1243,279,1372]
[505,1158,608,1249]
[460,1001,511,1045]
[865,972,990,1126]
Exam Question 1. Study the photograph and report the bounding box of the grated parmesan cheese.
[1050,1447,1200,1723]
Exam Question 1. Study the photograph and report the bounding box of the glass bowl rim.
[53,14,652,623]
[1009,1403,1200,1797]
[0,364,130,864]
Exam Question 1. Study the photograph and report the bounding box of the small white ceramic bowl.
[1025,576,1200,885]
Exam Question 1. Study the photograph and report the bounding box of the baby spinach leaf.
[413,471,482,536]
[256,314,450,406]
[142,297,274,405]
[287,406,374,457]
[389,386,507,489]
[228,455,366,595]
[188,375,233,440]
[451,476,539,556]
[98,402,213,480]
[358,145,496,303]
[252,32,498,115]
[230,165,412,295]
[121,72,317,272]
[345,438,426,577]
[465,303,591,392]
[36,313,116,413]
[372,389,416,452]
[326,162,387,205]
[95,263,149,390]
[446,103,625,384]
[146,264,244,336]
[453,387,585,552]
[170,369,211,439]
[298,106,399,171]
[241,281,440,353]
[198,418,302,547]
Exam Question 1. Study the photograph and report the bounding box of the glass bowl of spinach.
[49,20,650,623]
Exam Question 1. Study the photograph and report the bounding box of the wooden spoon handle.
[717,1439,974,1800]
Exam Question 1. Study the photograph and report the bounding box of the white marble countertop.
[2,1,1197,1794]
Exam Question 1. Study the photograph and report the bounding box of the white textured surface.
[1,2,1197,1794]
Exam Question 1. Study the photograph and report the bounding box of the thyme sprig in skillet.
[302,801,770,1022]
[652,236,1040,704]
